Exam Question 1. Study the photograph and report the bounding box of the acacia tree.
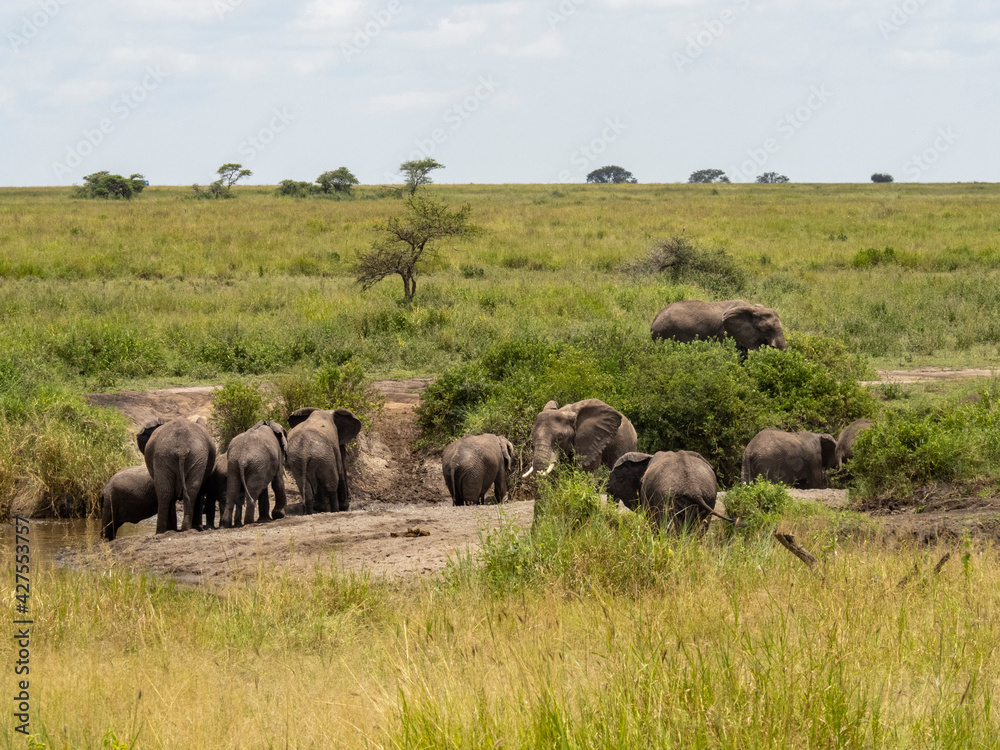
[871,173,894,183]
[76,171,147,199]
[217,163,252,191]
[688,169,730,184]
[399,158,443,195]
[355,195,478,301]
[586,165,638,184]
[756,172,789,183]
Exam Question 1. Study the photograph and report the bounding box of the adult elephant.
[741,428,838,489]
[100,465,157,541]
[442,433,514,506]
[650,300,786,352]
[138,417,217,534]
[835,419,874,465]
[286,407,363,514]
[609,451,743,528]
[223,421,288,528]
[522,399,637,478]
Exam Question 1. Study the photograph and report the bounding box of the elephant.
[522,399,638,478]
[100,465,158,541]
[286,407,363,514]
[222,421,288,527]
[138,417,218,534]
[835,418,874,465]
[608,450,743,529]
[741,428,838,489]
[650,299,786,352]
[197,453,228,529]
[442,433,514,506]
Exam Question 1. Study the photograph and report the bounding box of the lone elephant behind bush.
[442,433,514,506]
[650,299,786,352]
[523,399,637,478]
[741,428,838,489]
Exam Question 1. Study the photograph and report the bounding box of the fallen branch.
[774,532,818,569]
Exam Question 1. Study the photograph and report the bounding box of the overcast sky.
[1,0,996,186]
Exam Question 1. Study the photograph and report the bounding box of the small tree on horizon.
[317,167,359,195]
[354,195,479,301]
[871,173,894,183]
[586,165,638,184]
[217,163,252,192]
[688,169,730,184]
[399,158,443,195]
[756,172,789,183]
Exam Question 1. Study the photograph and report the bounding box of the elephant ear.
[721,304,764,350]
[608,452,653,510]
[573,400,623,471]
[498,437,514,474]
[820,433,838,469]
[288,407,319,430]
[543,400,559,411]
[265,421,288,459]
[136,417,167,455]
[333,409,363,445]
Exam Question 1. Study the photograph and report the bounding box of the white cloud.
[887,48,960,69]
[488,31,566,59]
[295,0,364,30]
[366,90,455,113]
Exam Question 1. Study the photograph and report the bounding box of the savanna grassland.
[3,183,1000,748]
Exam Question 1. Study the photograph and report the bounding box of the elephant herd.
[100,407,361,541]
[100,299,866,539]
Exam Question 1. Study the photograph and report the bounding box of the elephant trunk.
[531,443,557,475]
[772,331,787,350]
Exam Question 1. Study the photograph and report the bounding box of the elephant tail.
[100,490,115,541]
[449,463,461,505]
[239,462,256,514]
[300,457,312,512]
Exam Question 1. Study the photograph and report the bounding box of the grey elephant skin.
[650,300,786,352]
[198,453,228,529]
[286,407,363,513]
[741,428,838,489]
[442,433,514,506]
[138,417,218,534]
[609,450,739,528]
[223,421,288,527]
[524,399,638,477]
[835,419,874,465]
[100,466,158,541]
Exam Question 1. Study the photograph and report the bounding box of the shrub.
[722,478,791,535]
[75,171,147,200]
[623,236,745,296]
[275,179,316,198]
[314,360,385,431]
[210,379,269,451]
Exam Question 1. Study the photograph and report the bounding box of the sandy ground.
[72,368,1000,586]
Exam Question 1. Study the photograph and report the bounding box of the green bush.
[314,360,385,430]
[849,399,1000,502]
[722,478,791,535]
[210,379,269,451]
[623,236,745,296]
[418,334,874,485]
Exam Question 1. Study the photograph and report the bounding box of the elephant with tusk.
[523,399,637,478]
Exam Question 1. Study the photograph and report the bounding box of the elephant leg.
[303,478,315,514]
[270,474,287,520]
[243,490,258,525]
[336,475,349,512]
[256,487,271,523]
[222,483,239,528]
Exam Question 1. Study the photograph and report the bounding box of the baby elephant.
[100,465,158,541]
[741,428,838,489]
[835,419,874,465]
[442,434,515,506]
[609,451,741,528]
